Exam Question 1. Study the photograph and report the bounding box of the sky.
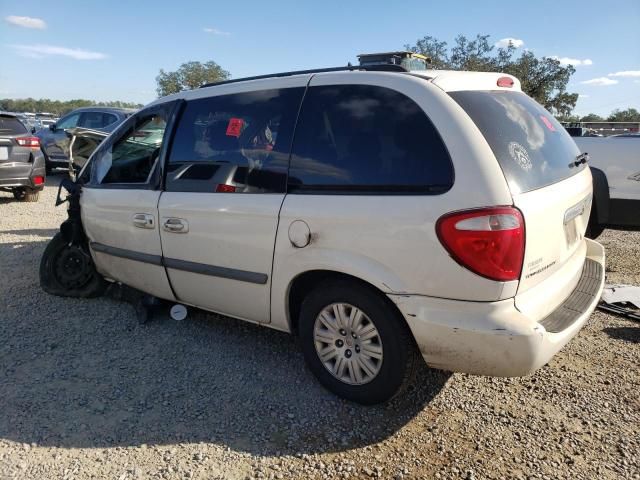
[0,0,639,117]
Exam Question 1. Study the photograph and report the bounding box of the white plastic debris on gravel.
[1,176,639,480]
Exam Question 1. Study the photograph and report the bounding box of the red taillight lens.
[436,207,525,282]
[215,184,236,193]
[497,76,514,88]
[33,176,45,185]
[16,136,40,148]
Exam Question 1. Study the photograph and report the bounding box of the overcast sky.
[1,0,639,116]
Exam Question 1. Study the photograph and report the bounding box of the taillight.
[215,184,236,193]
[16,136,41,148]
[436,207,525,282]
[33,176,45,185]
[497,76,514,88]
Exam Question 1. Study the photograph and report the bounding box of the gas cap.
[288,220,311,248]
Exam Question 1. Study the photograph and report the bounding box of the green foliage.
[562,115,582,123]
[580,113,605,122]
[156,61,230,97]
[406,34,578,117]
[0,98,143,116]
[606,108,640,122]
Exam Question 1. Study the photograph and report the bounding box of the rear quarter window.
[449,91,584,194]
[288,84,453,194]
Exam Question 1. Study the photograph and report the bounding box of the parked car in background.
[39,119,57,130]
[16,113,38,133]
[0,112,46,202]
[41,66,605,404]
[573,135,640,237]
[37,107,134,173]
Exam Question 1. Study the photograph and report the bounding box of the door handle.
[163,218,189,233]
[132,213,155,229]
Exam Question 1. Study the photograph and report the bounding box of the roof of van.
[148,67,521,107]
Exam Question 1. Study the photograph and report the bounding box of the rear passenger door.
[158,83,305,323]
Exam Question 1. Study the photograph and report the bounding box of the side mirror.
[31,127,36,134]
[50,124,57,132]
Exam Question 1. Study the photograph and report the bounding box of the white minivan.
[41,66,605,404]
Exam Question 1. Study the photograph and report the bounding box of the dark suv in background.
[37,107,134,173]
[0,112,46,202]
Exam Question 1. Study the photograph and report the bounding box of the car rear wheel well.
[287,270,412,337]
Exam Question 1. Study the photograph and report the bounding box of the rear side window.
[80,112,119,129]
[0,116,28,135]
[167,88,304,193]
[450,91,584,194]
[288,84,453,193]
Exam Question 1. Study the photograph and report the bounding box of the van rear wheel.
[299,280,417,404]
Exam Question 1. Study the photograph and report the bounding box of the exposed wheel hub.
[53,244,93,289]
[313,303,384,385]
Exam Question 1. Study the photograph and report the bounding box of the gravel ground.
[1,176,638,480]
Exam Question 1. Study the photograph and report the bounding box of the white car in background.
[41,65,605,404]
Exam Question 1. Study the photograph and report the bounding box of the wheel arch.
[285,269,414,339]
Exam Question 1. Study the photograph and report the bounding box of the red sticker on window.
[226,118,244,137]
[540,115,556,132]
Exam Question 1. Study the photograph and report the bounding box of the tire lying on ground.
[40,232,107,298]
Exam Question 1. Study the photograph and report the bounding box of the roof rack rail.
[199,64,408,89]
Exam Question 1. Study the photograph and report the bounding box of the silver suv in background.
[0,112,46,202]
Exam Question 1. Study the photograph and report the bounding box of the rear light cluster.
[16,136,40,148]
[436,207,525,282]
[33,176,45,185]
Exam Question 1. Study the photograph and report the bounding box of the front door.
[80,103,177,300]
[158,82,306,323]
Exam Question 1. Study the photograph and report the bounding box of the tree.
[406,34,578,117]
[156,61,230,97]
[580,113,605,122]
[0,98,143,116]
[606,108,640,122]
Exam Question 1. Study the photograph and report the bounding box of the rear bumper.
[389,238,605,377]
[0,154,46,189]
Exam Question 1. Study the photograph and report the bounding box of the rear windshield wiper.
[571,152,589,168]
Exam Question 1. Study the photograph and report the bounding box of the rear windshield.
[449,91,584,194]
[0,116,28,135]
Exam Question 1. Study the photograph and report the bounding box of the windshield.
[450,90,584,194]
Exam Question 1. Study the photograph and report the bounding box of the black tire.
[40,232,107,298]
[299,280,418,405]
[585,203,605,239]
[13,188,40,202]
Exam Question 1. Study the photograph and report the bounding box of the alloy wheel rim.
[313,303,383,385]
